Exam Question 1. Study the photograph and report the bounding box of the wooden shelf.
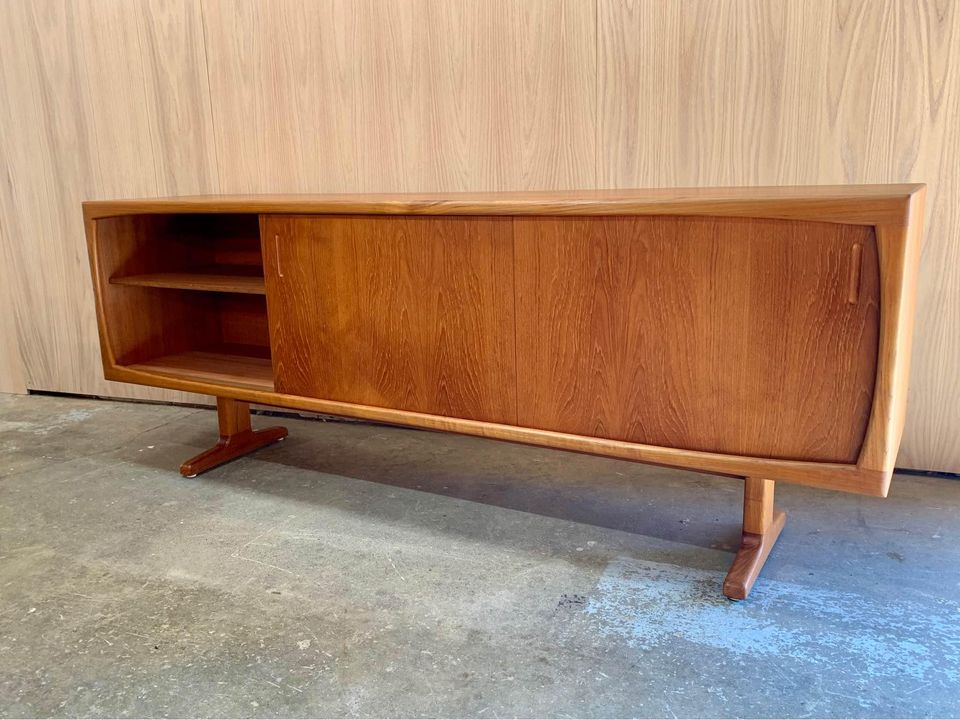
[128,350,274,391]
[111,268,265,295]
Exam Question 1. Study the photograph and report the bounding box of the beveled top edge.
[83,184,926,226]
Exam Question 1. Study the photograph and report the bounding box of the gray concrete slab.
[0,393,958,718]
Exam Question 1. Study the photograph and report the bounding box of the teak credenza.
[83,186,925,599]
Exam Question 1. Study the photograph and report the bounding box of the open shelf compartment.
[94,213,275,389]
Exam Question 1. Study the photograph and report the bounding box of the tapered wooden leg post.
[179,398,288,478]
[722,477,786,600]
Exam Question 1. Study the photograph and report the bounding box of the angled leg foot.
[723,477,786,600]
[180,397,287,478]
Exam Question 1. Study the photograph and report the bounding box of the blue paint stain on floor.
[583,556,960,713]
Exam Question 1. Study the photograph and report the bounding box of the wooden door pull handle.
[274,234,284,278]
[847,242,862,304]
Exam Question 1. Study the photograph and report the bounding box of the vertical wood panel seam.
[197,1,223,195]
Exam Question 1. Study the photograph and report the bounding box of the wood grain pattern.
[262,215,517,424]
[218,296,271,349]
[742,477,775,535]
[1,0,957,472]
[0,225,26,394]
[200,0,596,194]
[515,215,880,463]
[858,206,926,476]
[132,351,274,393]
[0,0,218,404]
[597,0,960,472]
[723,477,786,600]
[83,189,919,497]
[82,184,920,226]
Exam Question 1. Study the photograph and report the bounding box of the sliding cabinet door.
[514,216,881,463]
[261,215,516,424]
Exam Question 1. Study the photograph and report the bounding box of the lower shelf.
[128,350,275,392]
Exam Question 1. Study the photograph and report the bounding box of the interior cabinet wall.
[0,0,958,472]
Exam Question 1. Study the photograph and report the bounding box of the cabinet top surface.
[83,184,925,226]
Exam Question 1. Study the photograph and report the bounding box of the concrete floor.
[0,394,958,718]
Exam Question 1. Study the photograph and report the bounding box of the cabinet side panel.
[515,216,879,463]
[262,215,517,425]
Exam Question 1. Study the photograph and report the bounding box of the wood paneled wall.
[0,227,27,395]
[0,0,957,472]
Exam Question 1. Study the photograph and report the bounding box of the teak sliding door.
[261,215,517,424]
[262,212,881,464]
[513,216,880,463]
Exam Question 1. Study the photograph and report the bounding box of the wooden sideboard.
[83,185,925,599]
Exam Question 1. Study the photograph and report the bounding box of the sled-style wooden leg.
[723,477,786,600]
[179,398,288,478]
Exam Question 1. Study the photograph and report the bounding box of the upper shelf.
[110,268,265,295]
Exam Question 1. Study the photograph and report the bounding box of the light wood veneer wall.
[0,0,957,472]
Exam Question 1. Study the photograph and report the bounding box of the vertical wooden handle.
[846,242,863,304]
[274,234,284,278]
